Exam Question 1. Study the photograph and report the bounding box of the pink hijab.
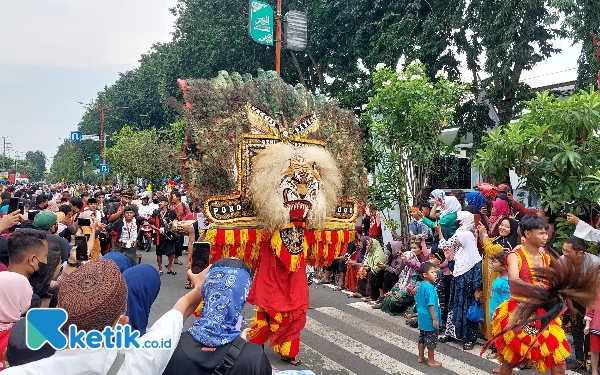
[0,272,32,330]
[489,199,510,223]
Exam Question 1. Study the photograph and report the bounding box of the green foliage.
[475,89,600,250]
[105,125,180,186]
[169,121,187,153]
[25,151,47,182]
[555,0,600,90]
[364,62,469,237]
[50,142,90,183]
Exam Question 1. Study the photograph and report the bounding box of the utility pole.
[2,137,12,171]
[77,102,128,181]
[275,0,282,75]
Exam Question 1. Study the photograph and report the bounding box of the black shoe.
[438,335,455,343]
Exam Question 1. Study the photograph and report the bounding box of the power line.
[521,67,577,81]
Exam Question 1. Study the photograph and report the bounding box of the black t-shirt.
[46,233,71,262]
[163,332,272,375]
[0,236,8,266]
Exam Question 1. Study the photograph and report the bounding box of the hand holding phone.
[191,242,211,274]
[75,235,89,261]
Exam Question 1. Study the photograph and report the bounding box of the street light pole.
[275,0,282,75]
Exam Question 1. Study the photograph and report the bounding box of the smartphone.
[77,218,91,227]
[191,242,211,274]
[474,214,481,229]
[75,235,89,261]
[17,202,25,215]
[8,198,19,214]
[28,211,39,221]
[562,203,571,215]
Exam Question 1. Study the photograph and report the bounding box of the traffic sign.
[249,0,273,45]
[70,131,82,143]
[99,164,110,174]
[93,154,101,167]
[82,135,100,141]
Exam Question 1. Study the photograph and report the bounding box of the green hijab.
[364,238,386,273]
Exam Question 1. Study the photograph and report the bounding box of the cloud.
[0,0,176,69]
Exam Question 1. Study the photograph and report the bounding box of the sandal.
[158,268,163,276]
[167,269,177,275]
[281,357,301,366]
[333,286,345,291]
[463,342,474,351]
[185,281,192,289]
[174,260,183,265]
[438,335,455,343]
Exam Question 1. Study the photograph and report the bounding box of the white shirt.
[119,220,138,244]
[3,310,183,375]
[138,204,155,218]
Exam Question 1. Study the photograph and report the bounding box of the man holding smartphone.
[110,205,141,266]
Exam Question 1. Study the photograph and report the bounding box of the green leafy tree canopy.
[474,89,600,249]
[105,125,180,185]
[364,61,469,238]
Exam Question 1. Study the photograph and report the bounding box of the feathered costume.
[178,71,366,359]
[482,247,600,373]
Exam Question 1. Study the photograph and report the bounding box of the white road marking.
[317,306,492,375]
[300,342,358,375]
[305,316,428,375]
[348,302,496,362]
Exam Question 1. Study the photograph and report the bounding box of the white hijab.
[452,230,482,277]
[441,196,462,217]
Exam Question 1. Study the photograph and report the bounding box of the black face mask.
[33,256,48,276]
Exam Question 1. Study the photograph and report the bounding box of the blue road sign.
[99,164,110,174]
[69,131,82,143]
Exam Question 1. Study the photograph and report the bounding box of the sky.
[0,0,581,170]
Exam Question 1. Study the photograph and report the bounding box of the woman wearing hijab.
[362,238,386,302]
[436,211,483,350]
[348,236,370,298]
[465,192,486,212]
[488,199,511,237]
[377,245,419,315]
[123,265,161,336]
[343,236,365,293]
[477,217,518,340]
[163,258,272,375]
[422,190,461,235]
[0,272,33,371]
[102,251,133,274]
[374,241,404,295]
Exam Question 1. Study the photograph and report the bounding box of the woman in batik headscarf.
[437,211,483,350]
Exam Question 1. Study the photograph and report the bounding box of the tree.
[104,126,180,185]
[25,151,47,181]
[364,61,469,239]
[474,89,600,250]
[50,141,85,183]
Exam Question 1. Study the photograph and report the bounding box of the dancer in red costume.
[482,215,600,375]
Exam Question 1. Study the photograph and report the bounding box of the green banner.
[249,0,273,46]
